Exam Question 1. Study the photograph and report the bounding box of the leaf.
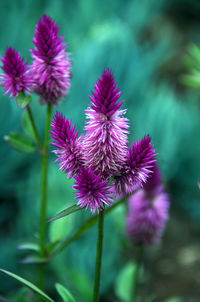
[115,262,137,302]
[0,268,55,302]
[46,240,60,253]
[48,204,83,222]
[49,213,74,242]
[4,133,36,153]
[22,111,36,140]
[17,92,32,109]
[20,255,48,264]
[18,242,40,253]
[55,283,77,302]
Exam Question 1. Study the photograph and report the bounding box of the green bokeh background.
[1,0,200,301]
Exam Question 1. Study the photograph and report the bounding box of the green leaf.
[115,262,137,302]
[0,268,55,302]
[4,133,36,153]
[48,204,83,222]
[16,92,32,109]
[49,213,74,242]
[22,111,36,140]
[55,283,77,302]
[21,255,48,264]
[18,242,40,253]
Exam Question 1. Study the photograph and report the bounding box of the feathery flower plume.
[31,14,71,105]
[73,169,112,213]
[83,69,129,177]
[126,189,169,245]
[51,112,83,178]
[115,135,157,194]
[0,47,32,98]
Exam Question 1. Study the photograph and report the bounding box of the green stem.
[50,193,136,260]
[38,103,52,290]
[131,245,143,302]
[93,209,104,302]
[26,104,43,150]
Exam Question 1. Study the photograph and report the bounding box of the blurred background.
[0,0,200,301]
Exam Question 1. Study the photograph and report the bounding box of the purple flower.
[73,169,112,213]
[143,162,162,195]
[0,47,32,98]
[30,15,71,105]
[51,112,83,178]
[126,188,170,245]
[82,69,129,177]
[115,135,157,194]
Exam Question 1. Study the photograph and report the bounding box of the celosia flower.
[0,47,32,98]
[115,135,157,194]
[30,14,71,105]
[82,69,129,177]
[73,169,112,213]
[51,112,83,178]
[126,189,169,245]
[51,70,158,214]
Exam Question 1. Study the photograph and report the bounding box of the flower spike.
[31,15,71,104]
[51,112,83,178]
[0,47,32,98]
[82,69,129,177]
[73,169,112,214]
[115,135,157,194]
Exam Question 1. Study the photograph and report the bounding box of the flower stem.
[38,103,52,290]
[93,209,104,302]
[131,245,143,302]
[26,104,43,150]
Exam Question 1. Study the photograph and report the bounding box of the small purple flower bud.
[51,112,83,178]
[0,47,32,98]
[30,15,71,105]
[115,135,157,194]
[73,169,113,213]
[83,69,129,177]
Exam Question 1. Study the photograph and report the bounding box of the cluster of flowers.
[0,14,71,104]
[51,69,157,213]
[126,163,170,245]
[0,14,158,215]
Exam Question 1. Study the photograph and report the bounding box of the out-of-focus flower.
[0,47,32,98]
[31,14,71,105]
[73,169,112,213]
[126,164,170,245]
[115,135,157,194]
[82,69,129,177]
[51,112,83,178]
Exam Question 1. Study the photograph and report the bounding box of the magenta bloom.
[82,69,129,177]
[126,188,169,245]
[30,15,71,105]
[0,47,32,98]
[51,70,158,213]
[73,169,112,213]
[115,135,157,194]
[51,112,83,178]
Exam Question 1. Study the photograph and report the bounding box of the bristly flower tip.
[0,47,32,98]
[73,169,112,214]
[31,14,71,105]
[115,135,157,194]
[51,112,83,178]
[82,68,129,177]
